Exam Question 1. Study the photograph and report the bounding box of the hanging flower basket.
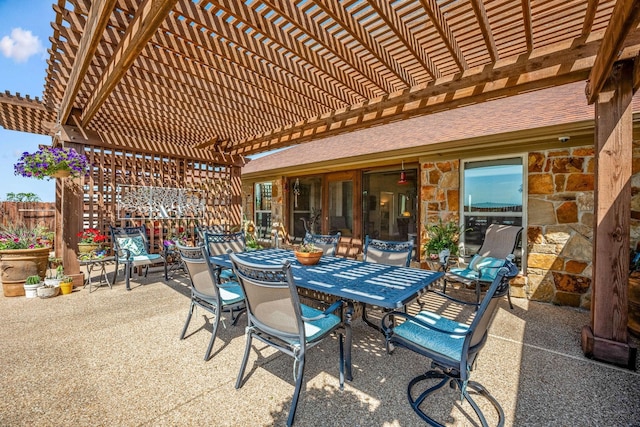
[14,146,90,180]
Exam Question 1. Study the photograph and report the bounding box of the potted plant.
[243,220,262,251]
[422,219,467,269]
[0,223,50,297]
[294,242,323,265]
[44,265,64,288]
[13,146,90,180]
[24,275,42,298]
[59,274,74,295]
[77,228,108,254]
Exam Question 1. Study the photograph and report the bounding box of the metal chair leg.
[204,307,221,361]
[180,301,195,340]
[235,330,253,389]
[287,356,305,427]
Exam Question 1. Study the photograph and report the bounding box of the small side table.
[79,256,115,293]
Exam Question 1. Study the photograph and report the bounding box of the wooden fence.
[0,202,56,231]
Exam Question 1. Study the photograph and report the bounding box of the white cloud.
[0,28,43,63]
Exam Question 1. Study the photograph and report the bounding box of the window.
[254,182,272,240]
[461,156,524,264]
[290,177,322,241]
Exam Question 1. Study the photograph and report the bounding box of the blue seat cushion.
[118,253,163,264]
[450,256,504,282]
[393,311,469,361]
[219,282,244,305]
[219,268,237,281]
[301,304,341,342]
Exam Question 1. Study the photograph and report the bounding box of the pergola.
[1,0,639,367]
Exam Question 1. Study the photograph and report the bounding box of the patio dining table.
[209,248,443,381]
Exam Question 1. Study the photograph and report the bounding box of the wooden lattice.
[80,145,240,252]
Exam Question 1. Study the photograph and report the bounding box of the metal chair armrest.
[423,289,481,308]
[301,299,345,321]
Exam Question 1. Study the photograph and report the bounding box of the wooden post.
[56,141,84,279]
[581,60,637,368]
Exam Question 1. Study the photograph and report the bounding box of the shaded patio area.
[1,268,638,426]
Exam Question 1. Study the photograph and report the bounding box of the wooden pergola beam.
[582,0,599,36]
[634,52,640,92]
[418,0,467,71]
[80,0,178,128]
[58,0,117,126]
[586,0,640,104]
[59,124,245,166]
[364,0,441,80]
[231,32,640,155]
[470,0,498,61]
[521,0,533,51]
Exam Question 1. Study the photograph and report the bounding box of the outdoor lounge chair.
[176,244,245,361]
[382,256,519,426]
[443,224,522,309]
[230,254,346,427]
[110,225,166,291]
[363,236,414,267]
[302,231,341,256]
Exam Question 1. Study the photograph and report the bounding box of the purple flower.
[13,146,90,180]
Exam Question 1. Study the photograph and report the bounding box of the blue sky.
[0,0,56,201]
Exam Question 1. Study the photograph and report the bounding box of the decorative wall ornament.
[116,185,206,220]
[293,178,300,208]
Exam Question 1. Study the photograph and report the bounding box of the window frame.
[254,182,272,241]
[460,153,527,269]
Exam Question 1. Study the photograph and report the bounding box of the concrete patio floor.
[1,266,639,426]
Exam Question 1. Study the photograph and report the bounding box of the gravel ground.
[1,267,639,426]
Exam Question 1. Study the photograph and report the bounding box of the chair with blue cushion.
[203,231,245,283]
[444,224,522,309]
[177,244,245,361]
[382,256,519,426]
[361,236,414,330]
[231,254,347,427]
[302,231,341,256]
[363,236,414,267]
[110,225,167,291]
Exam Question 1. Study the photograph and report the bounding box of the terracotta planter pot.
[0,247,50,297]
[294,250,323,266]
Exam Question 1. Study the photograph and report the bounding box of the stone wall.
[527,147,595,308]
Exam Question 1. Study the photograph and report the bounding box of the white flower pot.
[24,283,42,298]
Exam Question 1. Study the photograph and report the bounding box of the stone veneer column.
[420,160,459,258]
[527,147,595,307]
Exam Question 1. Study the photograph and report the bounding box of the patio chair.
[176,244,245,361]
[231,254,347,427]
[443,224,522,309]
[382,256,519,426]
[363,236,414,267]
[203,231,245,282]
[110,225,167,291]
[361,236,414,329]
[302,231,341,256]
[195,224,228,243]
